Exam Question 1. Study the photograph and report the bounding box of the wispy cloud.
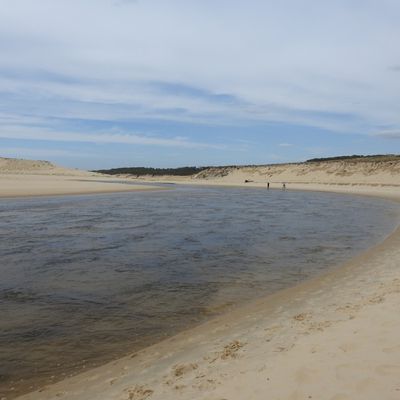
[0,147,98,159]
[0,1,399,134]
[0,125,224,149]
[374,130,400,139]
[279,143,293,147]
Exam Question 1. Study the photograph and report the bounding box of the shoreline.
[12,182,400,400]
[0,174,158,199]
[1,172,399,201]
[127,176,400,201]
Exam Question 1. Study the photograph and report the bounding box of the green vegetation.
[94,166,208,176]
[306,154,400,163]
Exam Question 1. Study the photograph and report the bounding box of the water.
[0,185,399,398]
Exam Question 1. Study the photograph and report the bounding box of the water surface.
[0,185,398,398]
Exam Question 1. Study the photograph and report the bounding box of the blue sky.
[0,0,400,169]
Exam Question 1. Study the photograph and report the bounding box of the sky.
[0,0,400,169]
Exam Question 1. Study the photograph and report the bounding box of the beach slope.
[0,158,155,198]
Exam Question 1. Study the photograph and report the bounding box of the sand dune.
[0,157,92,176]
[118,157,400,188]
[194,158,400,187]
[128,158,400,198]
[0,158,156,197]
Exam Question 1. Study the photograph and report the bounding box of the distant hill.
[192,154,400,186]
[0,157,94,176]
[306,154,400,163]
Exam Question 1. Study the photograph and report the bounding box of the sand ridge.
[0,157,91,176]
[122,158,400,199]
[0,158,157,197]
[193,158,400,186]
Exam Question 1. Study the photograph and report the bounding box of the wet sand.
[11,180,400,400]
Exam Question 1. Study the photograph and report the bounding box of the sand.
[0,174,158,198]
[0,158,156,198]
[125,159,400,199]
[193,159,400,187]
[5,158,400,400]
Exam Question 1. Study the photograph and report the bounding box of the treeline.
[306,154,399,163]
[94,166,208,176]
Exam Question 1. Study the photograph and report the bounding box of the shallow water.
[0,185,399,398]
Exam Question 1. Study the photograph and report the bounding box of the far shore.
[2,159,400,400]
[1,172,400,202]
[0,174,157,199]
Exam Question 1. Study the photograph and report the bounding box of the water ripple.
[0,186,398,398]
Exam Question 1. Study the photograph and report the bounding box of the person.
[267,182,270,189]
[282,183,286,190]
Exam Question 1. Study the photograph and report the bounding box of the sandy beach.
[0,174,158,198]
[3,158,400,400]
[126,159,400,200]
[0,158,156,198]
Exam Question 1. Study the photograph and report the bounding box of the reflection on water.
[0,186,398,398]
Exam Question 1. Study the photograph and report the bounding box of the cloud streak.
[375,130,400,139]
[0,125,224,149]
[279,143,293,147]
[0,147,99,159]
[1,0,400,133]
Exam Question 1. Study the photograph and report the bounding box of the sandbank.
[0,174,156,198]
[0,158,157,198]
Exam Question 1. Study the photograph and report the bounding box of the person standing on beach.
[282,183,286,190]
[267,182,270,189]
